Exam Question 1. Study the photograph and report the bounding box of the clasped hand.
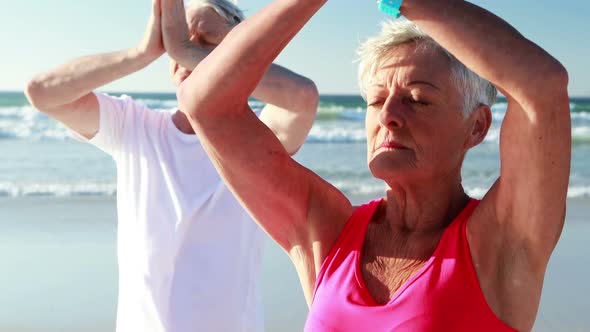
[137,0,229,65]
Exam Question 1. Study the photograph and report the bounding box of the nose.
[378,96,405,130]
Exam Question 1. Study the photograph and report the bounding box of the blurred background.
[0,0,588,331]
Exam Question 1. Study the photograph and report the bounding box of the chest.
[119,128,221,195]
[115,135,236,247]
[359,226,443,305]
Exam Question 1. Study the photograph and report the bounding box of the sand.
[0,196,587,331]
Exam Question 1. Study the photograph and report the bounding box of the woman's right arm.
[175,0,353,303]
[24,0,164,139]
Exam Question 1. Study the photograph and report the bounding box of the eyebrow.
[369,80,441,91]
[407,80,440,91]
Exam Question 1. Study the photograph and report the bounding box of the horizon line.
[1,90,589,99]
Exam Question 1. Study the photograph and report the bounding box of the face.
[170,6,233,87]
[365,43,480,184]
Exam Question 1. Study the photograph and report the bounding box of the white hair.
[358,20,497,116]
[186,0,245,27]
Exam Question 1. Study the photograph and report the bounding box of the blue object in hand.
[378,0,403,18]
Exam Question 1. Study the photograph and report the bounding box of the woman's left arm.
[401,1,570,329]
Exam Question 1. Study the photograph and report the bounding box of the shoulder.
[109,93,171,122]
[96,93,162,113]
[466,188,554,330]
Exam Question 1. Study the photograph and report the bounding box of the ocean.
[0,91,589,331]
[1,91,589,200]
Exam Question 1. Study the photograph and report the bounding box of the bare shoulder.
[287,174,355,305]
[466,183,558,331]
[305,175,356,259]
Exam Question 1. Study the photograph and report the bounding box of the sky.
[1,0,588,96]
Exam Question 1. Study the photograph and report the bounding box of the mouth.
[377,140,409,151]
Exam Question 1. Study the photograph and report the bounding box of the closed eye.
[368,99,386,108]
[404,96,430,106]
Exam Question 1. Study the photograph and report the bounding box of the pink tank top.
[304,199,517,332]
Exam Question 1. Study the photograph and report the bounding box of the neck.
[172,110,196,135]
[381,173,469,234]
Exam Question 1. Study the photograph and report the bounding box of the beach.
[0,196,588,332]
[1,91,589,331]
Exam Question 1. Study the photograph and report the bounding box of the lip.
[378,140,409,150]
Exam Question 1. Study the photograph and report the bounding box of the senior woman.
[174,0,571,330]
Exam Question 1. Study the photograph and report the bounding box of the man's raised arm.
[25,0,165,139]
[161,0,319,155]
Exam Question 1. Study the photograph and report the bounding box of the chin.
[368,154,417,182]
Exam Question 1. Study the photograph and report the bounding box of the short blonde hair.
[358,20,497,115]
[187,0,245,27]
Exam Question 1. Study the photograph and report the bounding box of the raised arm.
[161,0,319,154]
[401,1,570,329]
[24,0,164,139]
[174,0,351,304]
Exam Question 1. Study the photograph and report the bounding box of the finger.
[153,0,161,17]
[160,0,179,12]
[168,0,186,15]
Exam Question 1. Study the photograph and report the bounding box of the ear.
[466,104,492,149]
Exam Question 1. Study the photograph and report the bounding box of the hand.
[161,0,192,60]
[137,0,165,61]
